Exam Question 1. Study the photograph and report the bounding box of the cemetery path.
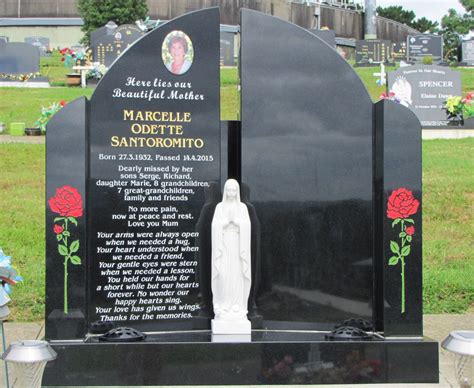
[0,314,471,387]
[0,135,45,144]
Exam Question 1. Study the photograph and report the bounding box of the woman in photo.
[166,35,192,75]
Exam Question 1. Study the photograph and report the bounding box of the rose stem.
[400,220,406,314]
[63,218,69,314]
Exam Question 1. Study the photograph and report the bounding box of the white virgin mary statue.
[211,179,252,335]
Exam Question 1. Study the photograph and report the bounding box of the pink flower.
[406,226,415,236]
[54,224,64,234]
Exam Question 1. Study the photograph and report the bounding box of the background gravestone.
[392,42,407,62]
[461,39,474,66]
[308,29,336,48]
[0,42,39,74]
[0,36,8,44]
[387,65,461,128]
[92,24,144,67]
[220,31,235,66]
[25,36,50,56]
[407,34,443,63]
[355,39,391,66]
[241,9,373,329]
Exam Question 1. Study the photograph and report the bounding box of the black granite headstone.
[407,34,443,63]
[356,39,392,66]
[308,29,336,48]
[387,65,461,128]
[88,9,220,332]
[461,39,474,66]
[92,24,144,67]
[241,9,373,329]
[391,42,407,62]
[0,42,40,74]
[25,36,50,56]
[220,32,235,66]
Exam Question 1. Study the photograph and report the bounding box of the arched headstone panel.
[240,9,374,329]
[88,8,221,332]
[46,97,88,340]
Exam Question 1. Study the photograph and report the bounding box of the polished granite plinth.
[43,331,438,386]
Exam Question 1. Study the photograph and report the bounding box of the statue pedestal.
[212,319,251,335]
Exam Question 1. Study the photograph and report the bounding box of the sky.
[376,0,467,26]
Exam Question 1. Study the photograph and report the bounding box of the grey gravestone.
[92,24,143,67]
[25,36,50,56]
[388,65,461,128]
[0,42,39,74]
[407,34,443,62]
[0,36,8,44]
[461,39,474,66]
[308,29,336,48]
[220,32,235,66]
[356,39,391,66]
[392,42,407,62]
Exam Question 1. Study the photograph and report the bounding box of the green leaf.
[407,236,412,243]
[63,231,70,237]
[68,217,78,226]
[54,217,65,222]
[70,240,80,253]
[390,241,400,254]
[391,218,401,227]
[58,244,68,256]
[388,256,399,265]
[70,256,81,265]
[401,245,411,257]
[56,234,62,242]
[405,218,415,224]
[399,232,406,238]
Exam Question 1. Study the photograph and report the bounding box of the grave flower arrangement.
[0,72,41,82]
[0,249,23,319]
[443,92,474,125]
[59,47,86,67]
[86,63,107,80]
[34,100,67,133]
[380,91,401,104]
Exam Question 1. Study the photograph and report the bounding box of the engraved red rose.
[53,224,64,234]
[48,186,83,217]
[387,188,419,220]
[48,185,83,314]
[387,187,419,314]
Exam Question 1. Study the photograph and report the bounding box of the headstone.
[0,36,8,44]
[0,42,40,74]
[25,36,50,56]
[387,65,461,128]
[407,34,443,63]
[220,32,235,66]
[461,39,474,66]
[392,42,407,62]
[308,29,336,48]
[42,8,438,386]
[355,39,392,66]
[92,24,144,67]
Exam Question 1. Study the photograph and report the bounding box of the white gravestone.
[211,179,252,335]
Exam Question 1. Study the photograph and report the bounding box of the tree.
[440,2,474,62]
[376,5,416,26]
[78,0,148,45]
[411,17,439,33]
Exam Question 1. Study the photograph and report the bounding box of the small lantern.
[442,331,474,388]
[2,340,57,388]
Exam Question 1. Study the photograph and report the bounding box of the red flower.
[60,100,66,106]
[406,226,415,236]
[53,224,64,234]
[387,188,419,219]
[49,186,83,217]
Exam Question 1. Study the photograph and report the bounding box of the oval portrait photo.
[162,31,194,75]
